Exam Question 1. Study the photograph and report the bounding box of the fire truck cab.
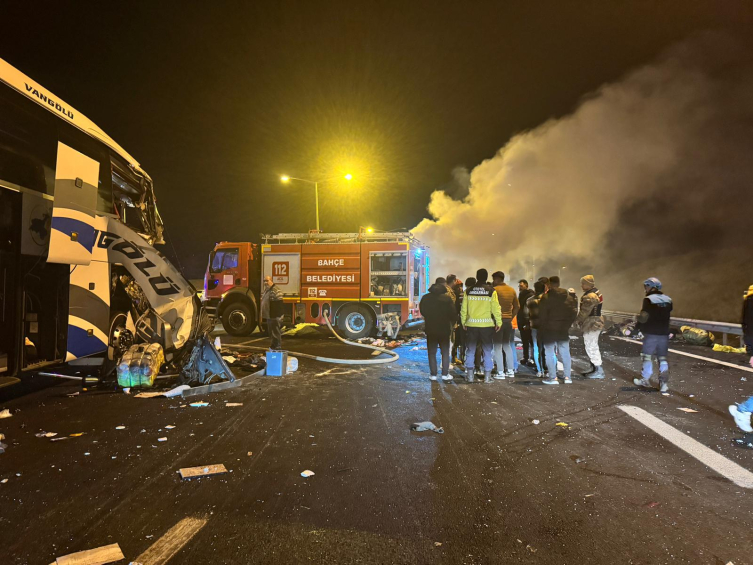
[203,232,429,339]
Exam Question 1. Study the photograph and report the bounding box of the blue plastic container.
[265,350,288,377]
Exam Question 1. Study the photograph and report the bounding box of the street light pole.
[280,174,351,232]
[314,181,319,232]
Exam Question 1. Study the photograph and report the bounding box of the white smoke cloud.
[413,34,753,320]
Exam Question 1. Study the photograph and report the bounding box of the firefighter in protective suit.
[575,275,605,378]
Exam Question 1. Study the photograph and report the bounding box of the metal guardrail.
[603,310,744,346]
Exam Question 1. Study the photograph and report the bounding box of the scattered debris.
[411,421,444,434]
[247,452,253,456]
[222,355,237,364]
[165,384,191,397]
[526,544,537,554]
[179,464,228,479]
[713,344,747,354]
[165,425,175,429]
[123,388,130,394]
[225,403,243,407]
[677,408,698,413]
[158,437,167,442]
[190,401,209,407]
[54,543,124,565]
[491,401,498,404]
[733,439,753,448]
[0,442,6,454]
[371,350,382,356]
[644,501,661,508]
[67,392,80,397]
[300,469,315,478]
[69,433,84,437]
[555,422,569,428]
[115,426,126,430]
[50,437,70,442]
[134,391,164,399]
[584,493,595,498]
[680,326,714,347]
[1,478,7,483]
[35,431,57,438]
[434,542,443,547]
[661,393,670,397]
[0,409,12,419]
[532,419,540,425]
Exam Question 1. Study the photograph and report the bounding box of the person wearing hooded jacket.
[575,275,606,379]
[538,276,578,385]
[461,268,502,383]
[728,285,753,432]
[420,281,458,381]
[633,277,673,393]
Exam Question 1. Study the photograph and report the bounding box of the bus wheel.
[337,304,375,340]
[221,301,257,336]
[108,312,133,362]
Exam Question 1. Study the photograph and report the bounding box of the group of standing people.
[419,269,676,392]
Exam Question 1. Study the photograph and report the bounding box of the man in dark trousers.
[261,275,284,350]
[728,284,753,432]
[451,277,465,364]
[420,279,458,382]
[517,279,535,366]
[539,275,578,385]
[633,277,673,393]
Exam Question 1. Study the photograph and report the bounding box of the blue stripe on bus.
[67,325,107,358]
[51,216,95,252]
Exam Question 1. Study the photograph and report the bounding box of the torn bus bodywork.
[0,57,230,388]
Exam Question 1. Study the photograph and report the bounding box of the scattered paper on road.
[165,425,175,429]
[55,542,124,565]
[36,432,57,438]
[301,469,315,477]
[0,409,12,419]
[677,408,699,413]
[115,426,126,430]
[225,403,243,407]
[179,464,228,479]
[158,437,167,442]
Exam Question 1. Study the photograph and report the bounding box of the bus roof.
[0,57,150,181]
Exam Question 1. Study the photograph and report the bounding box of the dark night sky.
[1,1,750,277]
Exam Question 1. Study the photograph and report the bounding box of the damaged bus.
[0,58,223,388]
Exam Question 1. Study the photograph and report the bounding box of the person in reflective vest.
[460,268,502,383]
[575,275,605,379]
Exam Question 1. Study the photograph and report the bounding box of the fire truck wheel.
[221,301,258,336]
[337,304,375,340]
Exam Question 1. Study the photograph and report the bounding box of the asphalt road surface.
[1,329,752,564]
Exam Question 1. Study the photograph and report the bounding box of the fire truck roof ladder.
[262,232,427,247]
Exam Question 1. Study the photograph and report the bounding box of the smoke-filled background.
[414,34,752,322]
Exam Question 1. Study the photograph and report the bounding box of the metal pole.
[315,181,320,231]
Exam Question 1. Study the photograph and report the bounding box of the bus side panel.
[48,142,98,265]
[66,258,110,361]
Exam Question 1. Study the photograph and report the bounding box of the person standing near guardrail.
[633,277,673,393]
[575,275,605,379]
[728,285,753,432]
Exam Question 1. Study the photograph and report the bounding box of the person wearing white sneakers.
[419,278,457,382]
[728,285,753,432]
[538,276,578,385]
[632,278,673,393]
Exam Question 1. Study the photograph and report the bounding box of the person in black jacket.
[261,276,285,350]
[451,278,465,364]
[538,275,578,385]
[420,282,458,382]
[527,280,548,377]
[633,277,673,392]
[728,285,753,432]
[517,279,535,366]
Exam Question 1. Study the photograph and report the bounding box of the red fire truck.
[203,231,430,339]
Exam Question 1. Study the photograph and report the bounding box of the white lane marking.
[610,336,753,373]
[618,405,753,489]
[133,516,208,565]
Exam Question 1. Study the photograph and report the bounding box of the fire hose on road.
[226,315,401,365]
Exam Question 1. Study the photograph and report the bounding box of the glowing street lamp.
[279,173,353,231]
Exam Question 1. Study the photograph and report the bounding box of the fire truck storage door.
[262,253,300,295]
[48,142,99,265]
